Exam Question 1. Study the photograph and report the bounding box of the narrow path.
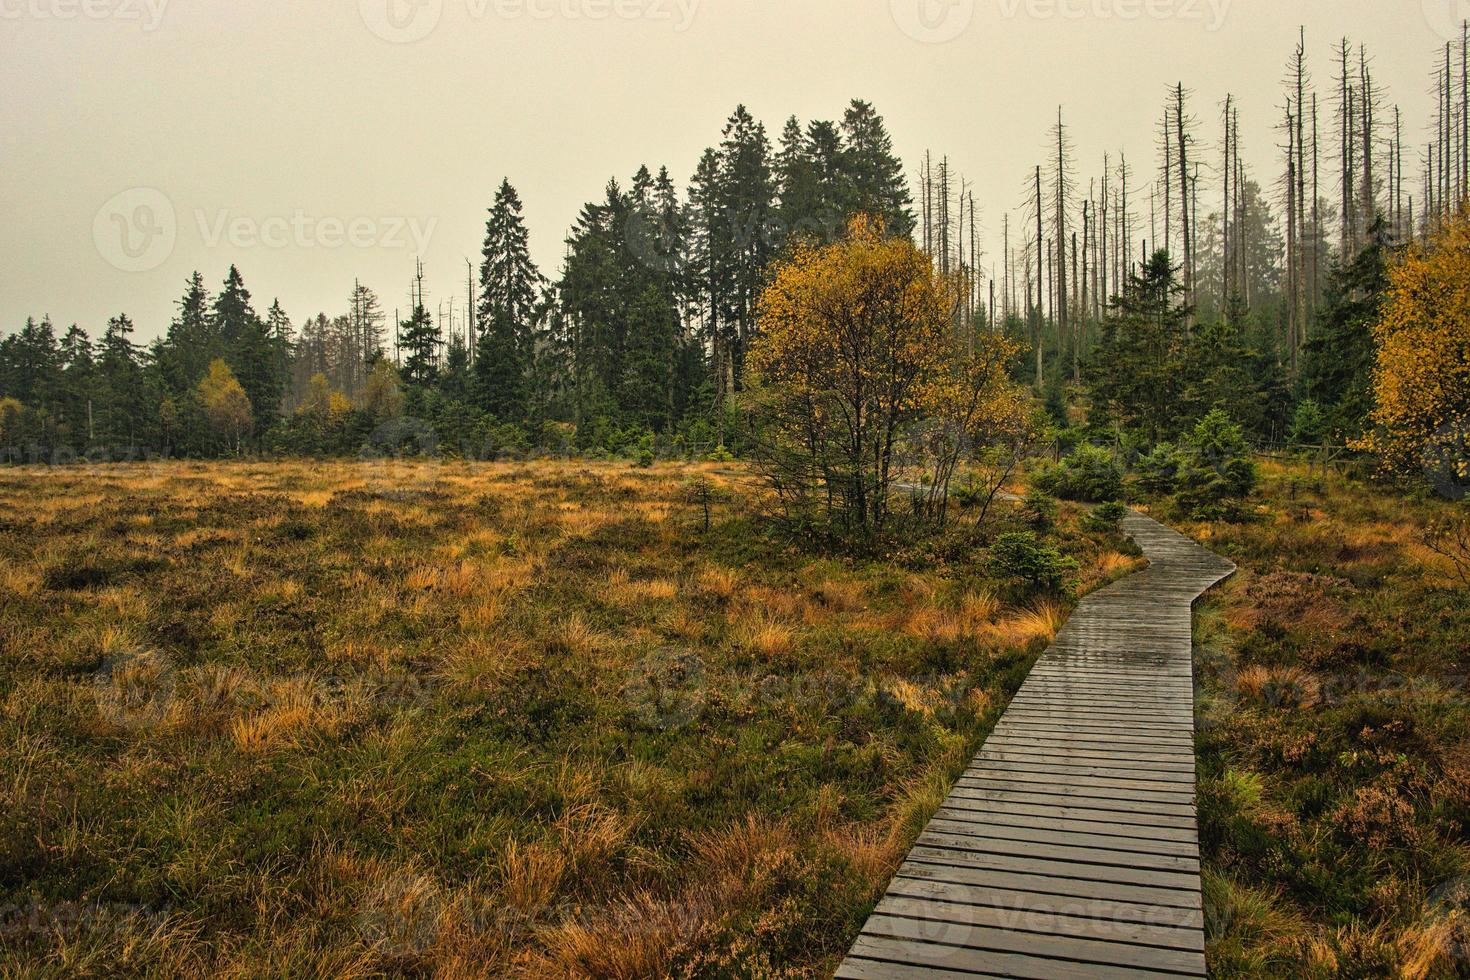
[837,509,1235,979]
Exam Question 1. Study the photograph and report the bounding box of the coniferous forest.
[1,28,1465,469]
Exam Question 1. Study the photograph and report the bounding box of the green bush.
[1033,444,1124,502]
[1135,442,1183,496]
[1176,409,1258,520]
[988,531,1078,594]
[1020,489,1058,529]
[1085,500,1129,531]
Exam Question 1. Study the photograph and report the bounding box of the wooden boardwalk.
[837,509,1235,980]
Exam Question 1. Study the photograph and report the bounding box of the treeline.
[0,100,913,462]
[5,25,1470,467]
[948,25,1470,451]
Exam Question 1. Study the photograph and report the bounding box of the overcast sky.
[1,0,1454,342]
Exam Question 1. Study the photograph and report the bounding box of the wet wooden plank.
[837,508,1233,978]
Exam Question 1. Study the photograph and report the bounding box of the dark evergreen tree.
[57,324,94,445]
[213,267,282,436]
[1301,218,1392,442]
[1087,251,1193,443]
[475,179,544,420]
[96,313,149,447]
[839,99,915,237]
[711,105,777,390]
[398,302,441,390]
[156,272,217,394]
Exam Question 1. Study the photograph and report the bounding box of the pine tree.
[1300,218,1391,441]
[712,105,776,391]
[839,100,915,236]
[475,179,544,420]
[96,313,147,447]
[1086,250,1193,443]
[398,302,440,390]
[158,272,216,393]
[213,267,281,436]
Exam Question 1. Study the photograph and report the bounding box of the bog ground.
[0,459,1138,978]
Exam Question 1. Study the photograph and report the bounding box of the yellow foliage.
[1362,213,1470,478]
[747,214,1029,532]
[196,359,253,449]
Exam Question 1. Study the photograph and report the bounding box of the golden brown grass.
[0,458,1109,977]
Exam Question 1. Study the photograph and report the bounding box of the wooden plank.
[836,507,1232,978]
[925,817,1200,857]
[860,916,1207,977]
[916,830,1200,875]
[931,802,1200,842]
[904,845,1200,891]
[947,784,1196,818]
[896,861,1204,912]
[883,877,1204,933]
[952,775,1196,806]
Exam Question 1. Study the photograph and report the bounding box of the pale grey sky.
[0,0,1453,341]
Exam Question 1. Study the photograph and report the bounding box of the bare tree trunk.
[1286,101,1299,374]
[1360,46,1375,230]
[1072,229,1081,382]
[1222,95,1232,308]
[1340,39,1354,255]
[1035,166,1044,387]
[1054,108,1069,373]
[1176,84,1194,322]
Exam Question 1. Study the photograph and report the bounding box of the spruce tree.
[398,302,441,390]
[158,272,216,393]
[475,179,544,420]
[213,267,281,436]
[839,100,915,237]
[1086,250,1192,443]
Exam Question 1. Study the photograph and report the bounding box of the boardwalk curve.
[837,508,1235,979]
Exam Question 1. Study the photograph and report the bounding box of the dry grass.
[1190,461,1470,977]
[0,458,1105,977]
